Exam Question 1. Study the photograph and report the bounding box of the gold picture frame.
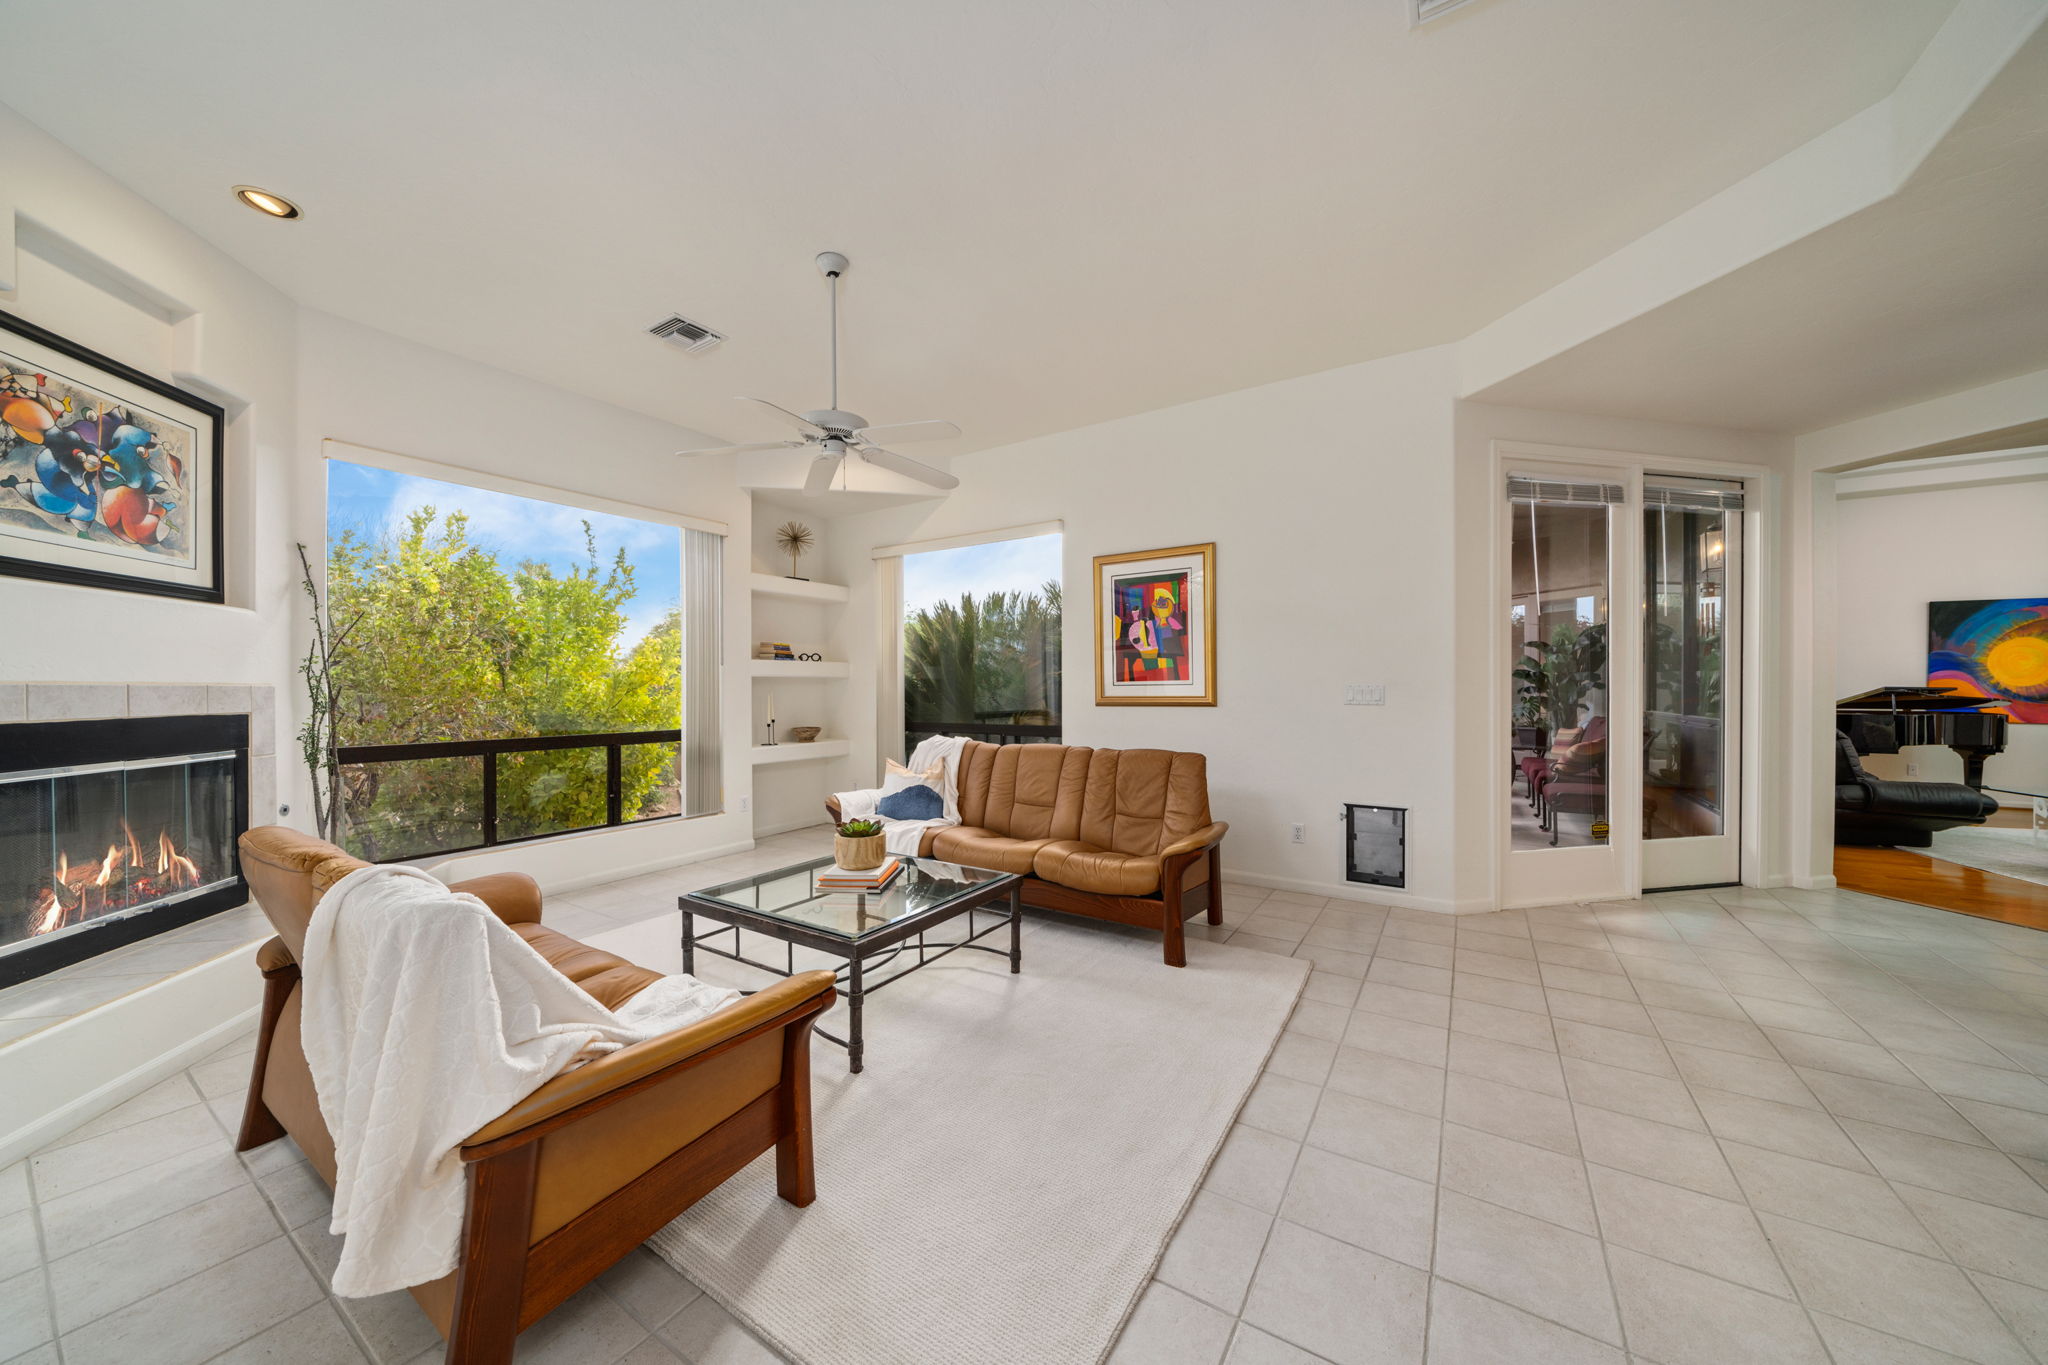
[1094,542,1216,706]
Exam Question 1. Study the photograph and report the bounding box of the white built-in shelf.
[749,573,849,605]
[751,740,851,766]
[749,660,849,679]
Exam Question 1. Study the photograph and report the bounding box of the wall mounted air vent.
[1410,0,1479,25]
[647,314,726,354]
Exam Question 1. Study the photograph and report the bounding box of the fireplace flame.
[27,829,210,939]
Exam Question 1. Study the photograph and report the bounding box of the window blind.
[682,527,724,818]
[1643,483,1745,511]
[1505,476,1625,506]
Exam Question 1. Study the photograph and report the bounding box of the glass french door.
[1640,479,1742,889]
[1503,466,1745,906]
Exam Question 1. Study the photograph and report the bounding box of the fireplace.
[0,714,248,988]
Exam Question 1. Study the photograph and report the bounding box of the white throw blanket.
[834,734,969,855]
[299,864,739,1298]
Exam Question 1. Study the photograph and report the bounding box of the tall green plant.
[324,509,682,860]
[904,580,1062,726]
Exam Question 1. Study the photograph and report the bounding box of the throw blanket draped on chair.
[300,864,738,1297]
[833,734,968,855]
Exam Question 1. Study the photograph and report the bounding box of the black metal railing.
[335,728,682,861]
[903,720,1063,746]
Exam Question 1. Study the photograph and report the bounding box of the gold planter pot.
[833,831,887,872]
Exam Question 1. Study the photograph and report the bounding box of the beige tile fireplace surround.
[0,682,280,1165]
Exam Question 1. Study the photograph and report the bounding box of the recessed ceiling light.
[232,185,302,220]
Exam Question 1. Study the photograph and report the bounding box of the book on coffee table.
[815,858,903,892]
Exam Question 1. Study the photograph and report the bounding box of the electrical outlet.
[1905,763,1919,777]
[1290,822,1307,844]
[738,795,752,813]
[1343,684,1387,706]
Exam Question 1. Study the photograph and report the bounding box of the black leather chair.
[1834,730,1998,847]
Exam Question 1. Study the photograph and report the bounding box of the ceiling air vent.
[647,313,726,354]
[1410,0,1479,25]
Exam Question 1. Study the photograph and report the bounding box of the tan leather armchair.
[233,827,836,1364]
[829,742,1227,966]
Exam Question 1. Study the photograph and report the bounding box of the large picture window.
[324,455,720,860]
[901,532,1062,747]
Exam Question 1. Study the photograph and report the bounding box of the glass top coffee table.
[679,856,1023,1073]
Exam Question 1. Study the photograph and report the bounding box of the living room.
[5,3,2048,1363]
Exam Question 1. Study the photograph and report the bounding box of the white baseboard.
[0,945,263,1167]
[753,817,833,839]
[539,837,759,896]
[1790,874,1839,891]
[1224,869,1492,916]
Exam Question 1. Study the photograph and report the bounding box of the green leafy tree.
[326,509,681,860]
[904,580,1062,736]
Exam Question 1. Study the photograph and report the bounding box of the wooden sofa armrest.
[448,871,544,925]
[825,796,843,822]
[1160,822,1229,861]
[460,971,838,1158]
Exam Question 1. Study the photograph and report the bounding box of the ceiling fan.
[675,252,961,494]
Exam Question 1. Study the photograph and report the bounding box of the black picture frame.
[1343,803,1407,889]
[0,307,225,603]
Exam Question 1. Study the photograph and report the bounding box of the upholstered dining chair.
[233,826,837,1364]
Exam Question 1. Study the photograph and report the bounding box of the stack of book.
[755,641,797,661]
[816,858,904,893]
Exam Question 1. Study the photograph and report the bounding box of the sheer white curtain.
[682,528,723,817]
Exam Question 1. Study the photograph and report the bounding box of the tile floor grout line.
[22,1147,67,1365]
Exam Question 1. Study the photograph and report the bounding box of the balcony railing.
[335,728,683,862]
[904,720,1063,746]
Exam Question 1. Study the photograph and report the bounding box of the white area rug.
[1927,824,2048,886]
[646,916,1306,1365]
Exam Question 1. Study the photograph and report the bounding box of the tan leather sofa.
[829,741,1226,966]
[233,827,836,1364]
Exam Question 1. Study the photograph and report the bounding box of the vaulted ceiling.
[2,0,1957,453]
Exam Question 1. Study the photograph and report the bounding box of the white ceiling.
[1,0,1958,454]
[1469,25,2048,435]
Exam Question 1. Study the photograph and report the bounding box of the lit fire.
[29,825,206,937]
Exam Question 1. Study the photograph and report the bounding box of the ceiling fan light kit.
[674,252,961,493]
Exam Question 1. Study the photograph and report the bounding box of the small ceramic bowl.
[789,726,823,743]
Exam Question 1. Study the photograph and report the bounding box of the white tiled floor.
[11,839,2048,1364]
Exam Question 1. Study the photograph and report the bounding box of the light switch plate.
[1345,684,1387,706]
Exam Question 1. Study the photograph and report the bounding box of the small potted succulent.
[834,818,887,872]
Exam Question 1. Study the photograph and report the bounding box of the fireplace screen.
[1,744,239,979]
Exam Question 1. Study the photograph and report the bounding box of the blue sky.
[326,459,681,645]
[902,533,1063,616]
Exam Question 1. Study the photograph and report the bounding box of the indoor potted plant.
[834,817,887,872]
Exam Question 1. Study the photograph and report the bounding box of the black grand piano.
[1834,686,2004,846]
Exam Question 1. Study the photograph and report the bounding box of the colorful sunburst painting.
[1929,598,2048,724]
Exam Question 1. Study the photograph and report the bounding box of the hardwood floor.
[1834,842,2048,931]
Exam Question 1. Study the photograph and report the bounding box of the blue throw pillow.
[876,784,944,821]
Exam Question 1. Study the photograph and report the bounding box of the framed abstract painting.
[1929,597,2048,724]
[1094,542,1216,706]
[0,309,224,602]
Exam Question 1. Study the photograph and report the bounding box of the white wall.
[0,104,298,756]
[827,346,1471,911]
[1835,472,2048,798]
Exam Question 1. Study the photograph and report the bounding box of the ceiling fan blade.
[674,440,803,458]
[854,444,959,491]
[737,397,828,437]
[803,450,842,494]
[850,419,961,446]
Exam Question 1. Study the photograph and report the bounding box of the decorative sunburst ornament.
[776,521,815,579]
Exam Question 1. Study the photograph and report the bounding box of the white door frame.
[1488,440,1774,909]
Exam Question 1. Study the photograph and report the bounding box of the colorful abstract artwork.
[1094,542,1216,705]
[0,310,222,601]
[1929,598,2048,724]
[1113,570,1190,684]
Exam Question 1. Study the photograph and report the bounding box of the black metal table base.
[682,882,1022,1073]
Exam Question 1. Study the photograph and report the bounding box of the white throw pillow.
[881,758,943,795]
